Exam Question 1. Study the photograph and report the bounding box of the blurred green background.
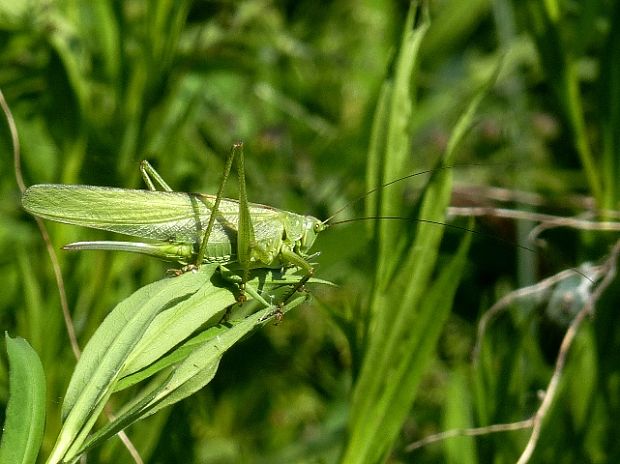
[1,0,620,463]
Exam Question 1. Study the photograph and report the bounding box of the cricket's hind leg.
[140,160,174,192]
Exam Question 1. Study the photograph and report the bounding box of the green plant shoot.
[21,143,326,306]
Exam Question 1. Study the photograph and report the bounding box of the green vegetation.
[1,1,619,463]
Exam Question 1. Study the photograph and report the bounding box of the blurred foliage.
[1,0,619,463]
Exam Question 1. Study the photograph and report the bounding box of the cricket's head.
[300,215,327,253]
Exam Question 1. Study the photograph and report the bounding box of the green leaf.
[0,334,46,464]
[47,263,318,463]
[526,0,602,205]
[370,4,430,291]
[48,266,220,464]
[71,293,308,459]
[343,4,498,461]
[120,272,236,379]
[444,368,477,464]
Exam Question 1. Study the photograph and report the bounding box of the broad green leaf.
[48,266,217,464]
[120,273,235,377]
[70,293,307,459]
[47,262,318,463]
[0,334,46,464]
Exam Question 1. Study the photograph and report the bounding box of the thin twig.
[452,184,596,210]
[447,206,620,233]
[516,240,620,463]
[454,184,620,221]
[1,88,80,358]
[405,419,534,452]
[472,267,592,362]
[2,91,25,193]
[105,408,144,464]
[1,89,143,464]
[405,241,620,460]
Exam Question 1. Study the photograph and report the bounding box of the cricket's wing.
[22,184,275,244]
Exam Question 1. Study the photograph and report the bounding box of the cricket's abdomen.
[201,240,235,264]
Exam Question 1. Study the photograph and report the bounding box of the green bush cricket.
[21,143,502,308]
[22,143,326,308]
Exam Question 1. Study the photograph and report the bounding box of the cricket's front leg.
[278,247,315,305]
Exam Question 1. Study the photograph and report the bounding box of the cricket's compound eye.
[301,216,324,252]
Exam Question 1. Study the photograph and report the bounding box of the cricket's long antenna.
[330,215,596,284]
[329,215,537,254]
[322,162,511,225]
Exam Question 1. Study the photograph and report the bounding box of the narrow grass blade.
[600,3,620,209]
[443,368,477,464]
[373,6,430,291]
[343,6,499,459]
[526,0,602,205]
